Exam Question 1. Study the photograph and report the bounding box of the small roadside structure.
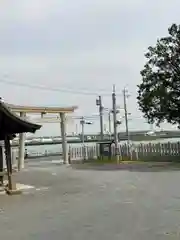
[97,141,114,160]
[0,100,41,195]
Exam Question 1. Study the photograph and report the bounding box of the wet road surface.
[0,161,180,239]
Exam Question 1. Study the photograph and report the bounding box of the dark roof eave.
[0,102,42,133]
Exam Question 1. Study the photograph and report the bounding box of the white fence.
[69,145,98,161]
[69,142,180,162]
[118,142,180,161]
[3,142,180,165]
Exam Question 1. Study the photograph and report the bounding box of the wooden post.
[4,135,22,195]
[0,143,4,185]
[4,135,13,190]
[68,146,71,164]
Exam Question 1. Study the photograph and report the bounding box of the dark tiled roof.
[0,101,41,140]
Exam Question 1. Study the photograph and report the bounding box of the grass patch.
[86,157,118,164]
[85,157,180,167]
[86,157,142,165]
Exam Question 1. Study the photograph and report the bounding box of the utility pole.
[108,111,111,140]
[123,88,130,145]
[75,123,78,135]
[80,117,85,145]
[112,85,119,163]
[96,96,104,141]
[80,117,85,160]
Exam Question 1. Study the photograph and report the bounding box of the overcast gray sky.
[0,0,180,136]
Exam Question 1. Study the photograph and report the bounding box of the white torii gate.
[8,104,77,170]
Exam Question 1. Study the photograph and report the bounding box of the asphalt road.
[1,161,180,239]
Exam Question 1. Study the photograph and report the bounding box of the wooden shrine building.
[0,100,41,194]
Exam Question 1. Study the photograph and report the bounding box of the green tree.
[137,23,180,127]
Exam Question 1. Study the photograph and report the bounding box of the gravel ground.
[1,160,180,239]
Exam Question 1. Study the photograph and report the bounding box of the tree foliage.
[137,23,180,126]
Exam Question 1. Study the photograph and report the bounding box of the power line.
[45,113,146,121]
[33,111,146,121]
[0,79,123,97]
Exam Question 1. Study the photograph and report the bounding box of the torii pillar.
[18,112,26,170]
[60,113,69,164]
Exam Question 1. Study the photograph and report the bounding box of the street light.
[80,118,93,160]
[116,120,122,125]
[80,118,93,145]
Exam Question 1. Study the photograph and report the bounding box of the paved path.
[1,162,180,239]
